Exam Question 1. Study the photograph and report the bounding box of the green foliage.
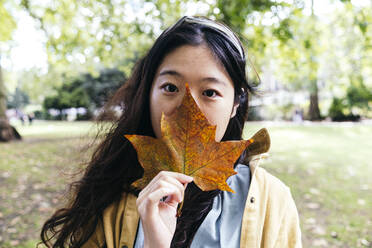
[346,80,372,110]
[247,106,263,121]
[6,87,29,109]
[214,0,282,33]
[328,97,356,121]
[0,1,17,121]
[43,80,90,110]
[329,80,372,121]
[271,9,322,91]
[263,102,299,121]
[0,1,16,41]
[272,18,293,43]
[1,0,371,121]
[20,0,156,74]
[88,68,126,108]
[43,68,126,115]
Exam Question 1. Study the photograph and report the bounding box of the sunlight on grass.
[244,121,372,246]
[11,120,97,138]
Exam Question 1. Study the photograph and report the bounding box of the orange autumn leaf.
[125,84,254,193]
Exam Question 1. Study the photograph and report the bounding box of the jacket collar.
[245,127,271,174]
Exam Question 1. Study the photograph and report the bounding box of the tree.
[0,1,21,141]
[213,0,282,34]
[20,0,157,75]
[43,75,92,119]
[6,87,29,109]
[306,1,372,120]
[18,0,371,123]
[211,0,289,79]
[268,0,372,121]
[43,68,126,119]
[267,1,323,120]
[87,68,126,108]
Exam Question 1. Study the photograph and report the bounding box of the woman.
[40,16,302,248]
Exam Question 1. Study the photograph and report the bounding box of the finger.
[156,180,184,203]
[165,171,194,184]
[153,171,193,185]
[138,171,192,203]
[147,186,183,207]
[138,173,166,202]
[138,177,167,204]
[137,177,184,206]
[160,176,186,199]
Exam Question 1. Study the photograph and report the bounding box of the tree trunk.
[308,84,322,121]
[0,55,21,142]
[306,0,321,121]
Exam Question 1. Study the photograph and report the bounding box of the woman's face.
[150,45,238,142]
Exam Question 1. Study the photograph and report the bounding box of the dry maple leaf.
[125,84,255,193]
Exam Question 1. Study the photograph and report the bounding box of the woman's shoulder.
[83,192,139,248]
[102,192,139,230]
[103,192,139,247]
[252,165,295,205]
[241,162,302,246]
[256,167,290,190]
[104,192,136,215]
[249,166,302,244]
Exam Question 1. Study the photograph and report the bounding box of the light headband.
[165,16,245,60]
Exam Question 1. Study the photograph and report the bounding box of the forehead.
[155,45,231,81]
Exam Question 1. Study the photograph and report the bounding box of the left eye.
[203,89,218,98]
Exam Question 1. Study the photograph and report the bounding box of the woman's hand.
[136,171,193,248]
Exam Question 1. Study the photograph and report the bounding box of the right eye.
[161,83,179,93]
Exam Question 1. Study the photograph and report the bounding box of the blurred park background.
[0,0,371,247]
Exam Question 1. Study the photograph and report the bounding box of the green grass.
[244,122,372,247]
[12,120,97,138]
[0,121,96,247]
[0,120,371,247]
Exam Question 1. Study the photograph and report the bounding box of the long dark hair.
[40,16,253,248]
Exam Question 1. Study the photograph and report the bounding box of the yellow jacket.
[82,157,302,248]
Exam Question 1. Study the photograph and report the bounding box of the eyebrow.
[159,70,182,77]
[200,77,228,87]
[159,69,228,87]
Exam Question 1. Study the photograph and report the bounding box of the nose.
[164,85,199,116]
[163,90,186,117]
[164,84,204,118]
[189,87,203,111]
